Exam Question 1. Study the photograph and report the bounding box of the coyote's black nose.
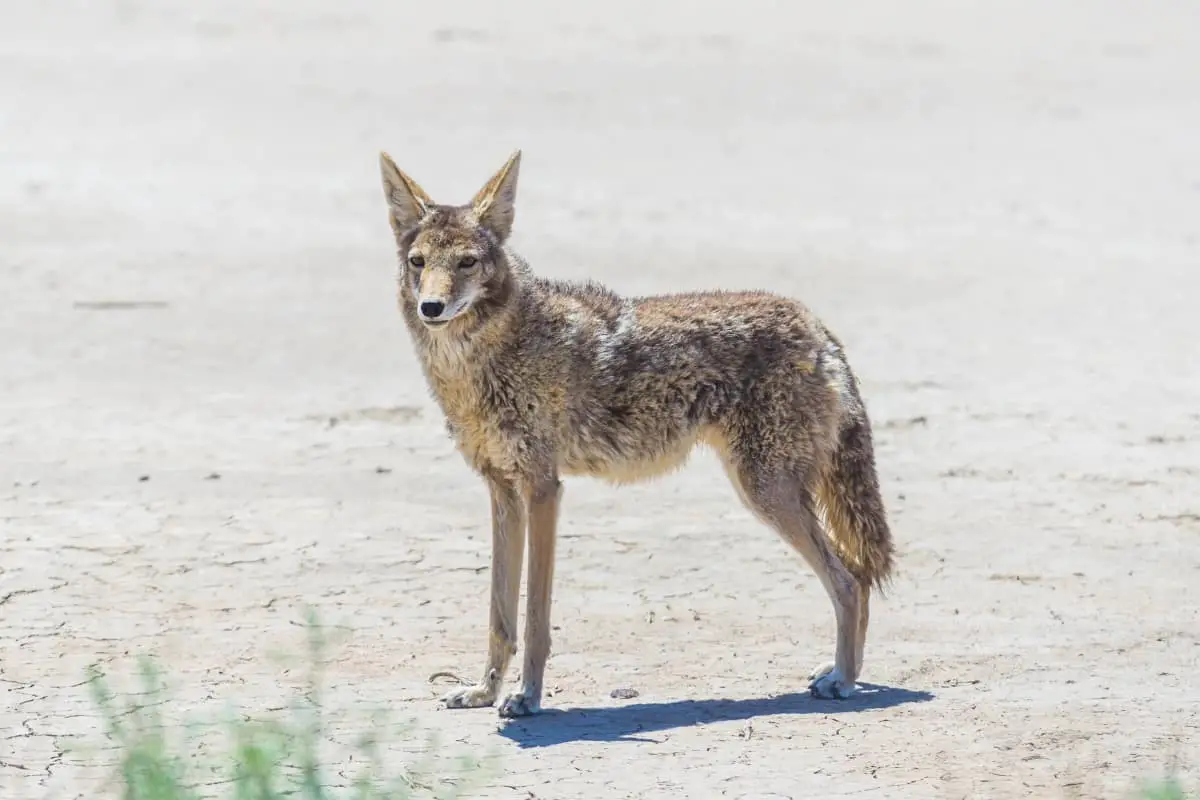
[419,300,446,319]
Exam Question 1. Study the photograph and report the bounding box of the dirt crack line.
[0,580,70,607]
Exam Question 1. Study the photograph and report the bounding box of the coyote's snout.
[378,150,895,718]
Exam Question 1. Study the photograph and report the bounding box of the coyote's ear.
[470,150,521,242]
[379,152,433,233]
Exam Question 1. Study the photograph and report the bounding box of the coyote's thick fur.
[378,150,894,717]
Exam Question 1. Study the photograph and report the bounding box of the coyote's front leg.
[443,476,526,709]
[499,475,561,718]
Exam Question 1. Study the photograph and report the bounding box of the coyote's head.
[378,150,521,333]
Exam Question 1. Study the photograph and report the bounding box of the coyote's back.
[377,149,894,716]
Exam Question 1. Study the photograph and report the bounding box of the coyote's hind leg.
[729,463,861,699]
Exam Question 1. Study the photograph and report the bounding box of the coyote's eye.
[409,255,425,268]
[458,256,478,270]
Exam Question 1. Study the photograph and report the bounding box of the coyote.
[378,150,894,717]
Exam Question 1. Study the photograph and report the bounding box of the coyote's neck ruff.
[378,150,894,718]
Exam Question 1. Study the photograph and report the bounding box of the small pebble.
[610,687,639,700]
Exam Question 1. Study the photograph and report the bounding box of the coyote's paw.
[498,690,541,718]
[808,664,856,699]
[441,684,496,710]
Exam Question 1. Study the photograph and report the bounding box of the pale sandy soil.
[2,2,1199,798]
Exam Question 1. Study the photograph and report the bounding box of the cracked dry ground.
[3,1,1200,798]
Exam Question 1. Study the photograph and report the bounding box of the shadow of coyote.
[377,150,895,718]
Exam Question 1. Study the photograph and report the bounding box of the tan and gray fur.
[378,150,894,717]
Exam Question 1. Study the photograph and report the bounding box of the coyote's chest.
[423,357,530,477]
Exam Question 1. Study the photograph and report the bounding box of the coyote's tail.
[817,410,895,592]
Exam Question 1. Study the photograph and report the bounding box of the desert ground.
[2,1,1199,798]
